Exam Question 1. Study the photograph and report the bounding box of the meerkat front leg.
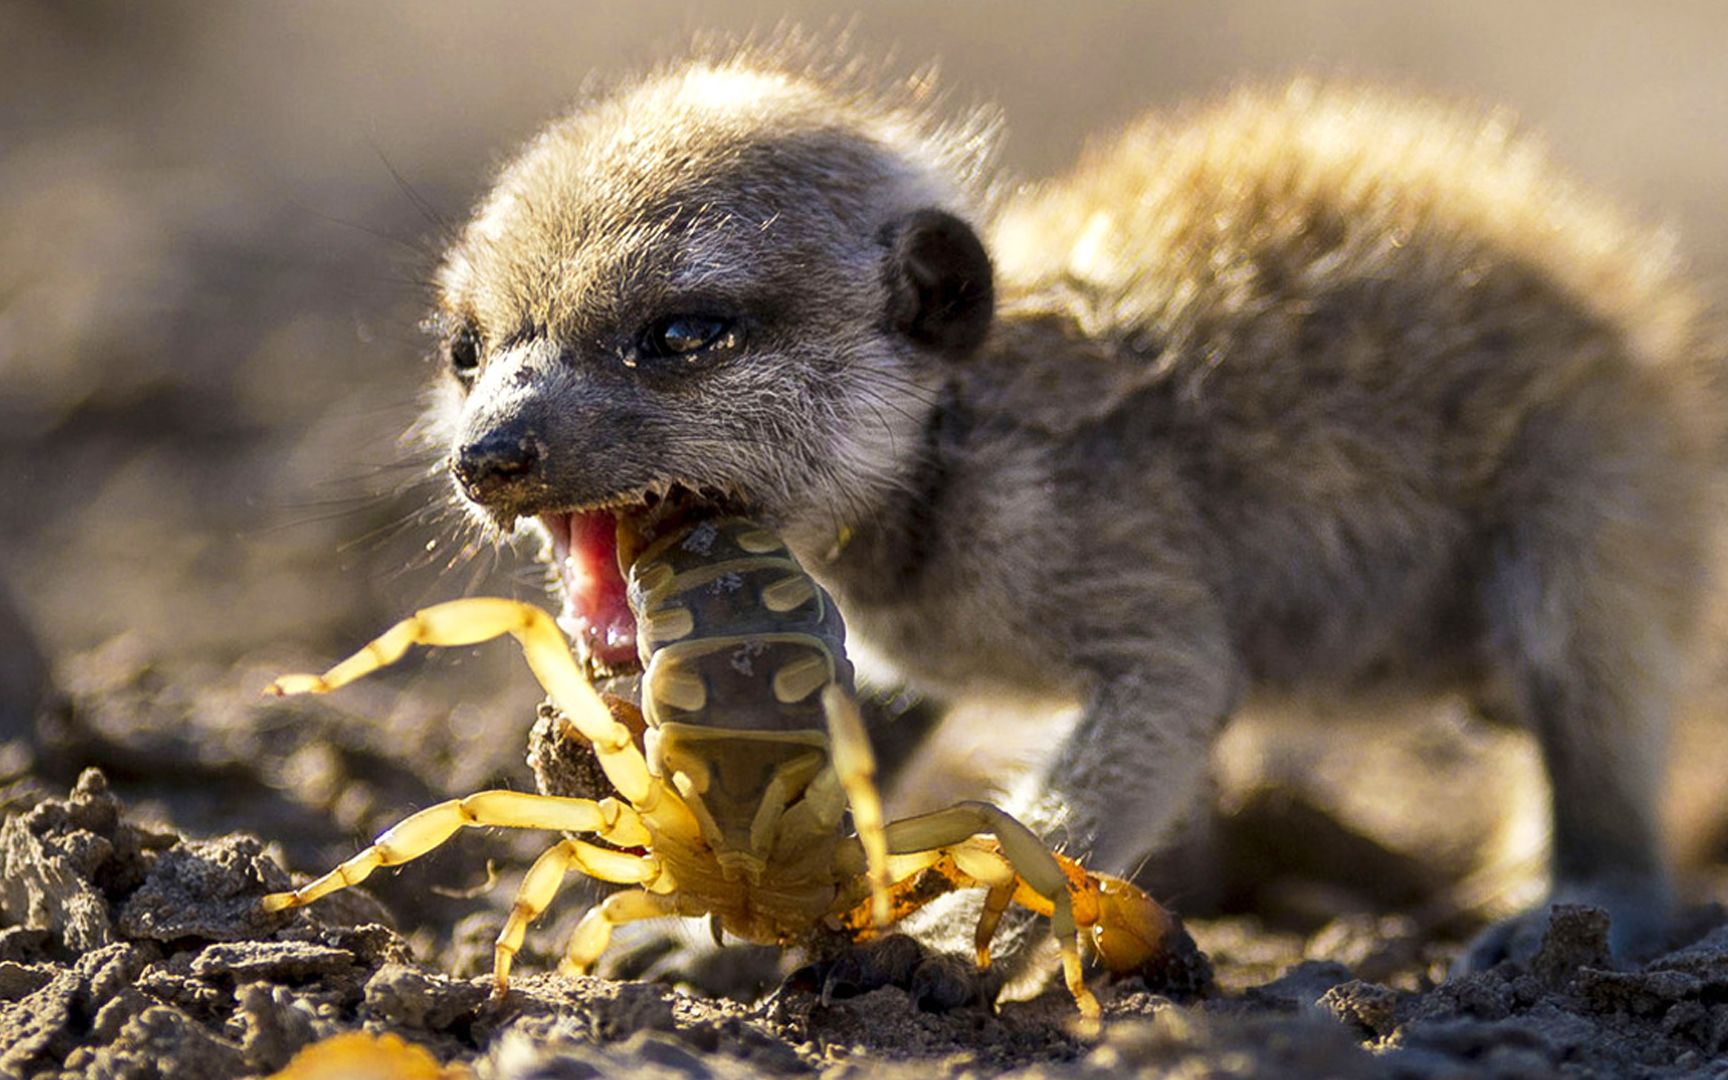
[956,588,1241,976]
[1027,670,1235,873]
[1025,570,1241,870]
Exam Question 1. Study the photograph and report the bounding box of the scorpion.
[260,513,1196,1030]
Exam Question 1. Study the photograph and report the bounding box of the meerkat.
[424,49,1722,972]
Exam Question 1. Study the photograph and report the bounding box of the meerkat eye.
[447,322,482,384]
[640,315,739,361]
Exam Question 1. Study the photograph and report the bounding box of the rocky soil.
[2,645,1726,1078]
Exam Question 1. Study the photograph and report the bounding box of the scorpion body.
[261,514,1195,1029]
[610,514,875,946]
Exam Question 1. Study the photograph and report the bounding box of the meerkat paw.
[1453,877,1674,975]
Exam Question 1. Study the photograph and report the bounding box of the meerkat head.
[427,57,997,668]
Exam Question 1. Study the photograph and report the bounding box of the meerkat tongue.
[548,511,637,669]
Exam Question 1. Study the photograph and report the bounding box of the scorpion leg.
[260,790,650,911]
[898,845,1026,969]
[840,843,1050,969]
[872,839,1204,1006]
[882,801,1102,1031]
[974,880,1018,967]
[267,598,653,805]
[493,839,666,997]
[821,685,892,927]
[559,889,679,976]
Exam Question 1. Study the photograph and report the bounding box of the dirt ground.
[6,4,1728,1078]
[2,674,1727,1080]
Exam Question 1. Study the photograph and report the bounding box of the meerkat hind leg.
[1462,398,1696,970]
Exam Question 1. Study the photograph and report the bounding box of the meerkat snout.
[450,428,544,507]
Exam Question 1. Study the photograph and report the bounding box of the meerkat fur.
[425,43,1724,972]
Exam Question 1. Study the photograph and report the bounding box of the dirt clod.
[1531,903,1613,986]
[119,836,292,943]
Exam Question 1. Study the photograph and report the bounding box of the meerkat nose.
[452,430,544,505]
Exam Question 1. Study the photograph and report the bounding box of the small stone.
[234,982,321,1074]
[1319,979,1400,1038]
[0,805,115,951]
[0,960,52,1001]
[0,927,52,963]
[0,968,79,1076]
[362,962,487,1030]
[620,1030,714,1078]
[191,941,358,982]
[1531,905,1611,986]
[93,1004,249,1079]
[90,987,154,1043]
[1246,960,1353,1010]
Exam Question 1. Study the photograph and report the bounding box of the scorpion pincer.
[260,516,1194,1031]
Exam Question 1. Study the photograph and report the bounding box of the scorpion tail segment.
[822,685,892,928]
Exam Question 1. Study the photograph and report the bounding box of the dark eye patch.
[639,315,740,362]
[447,322,482,384]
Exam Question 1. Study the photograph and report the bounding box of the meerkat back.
[977,82,1722,965]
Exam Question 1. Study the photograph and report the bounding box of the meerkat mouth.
[542,483,746,675]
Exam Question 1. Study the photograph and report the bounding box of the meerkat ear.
[882,208,994,355]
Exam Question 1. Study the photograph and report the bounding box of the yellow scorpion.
[261,517,1192,1031]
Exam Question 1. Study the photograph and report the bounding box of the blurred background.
[3,1,1724,959]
